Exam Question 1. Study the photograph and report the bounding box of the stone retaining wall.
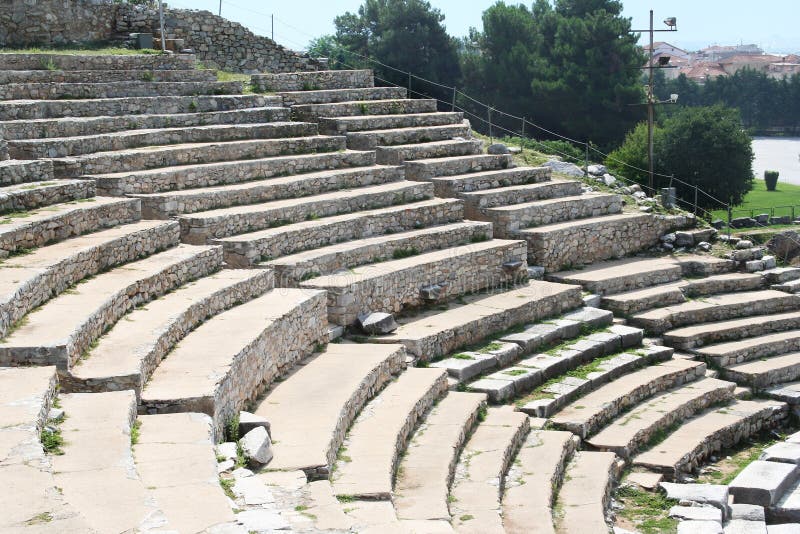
[180,182,434,244]
[292,99,437,122]
[57,135,345,177]
[302,240,529,326]
[0,80,242,101]
[0,159,54,186]
[0,68,216,85]
[135,165,403,219]
[10,122,315,159]
[279,87,406,107]
[347,123,471,151]
[218,199,466,267]
[0,245,223,370]
[0,107,289,141]
[0,198,140,256]
[269,222,493,288]
[0,94,272,121]
[116,5,325,73]
[494,194,622,237]
[253,70,374,93]
[210,290,328,439]
[64,269,275,396]
[0,0,116,47]
[526,213,688,272]
[0,221,180,340]
[0,180,94,214]
[404,154,513,182]
[0,52,196,71]
[95,150,375,197]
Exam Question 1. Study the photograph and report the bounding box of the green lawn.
[712,179,800,221]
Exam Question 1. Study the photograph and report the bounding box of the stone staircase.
[2,53,798,534]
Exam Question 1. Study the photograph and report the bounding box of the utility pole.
[647,10,655,191]
[219,0,222,17]
[631,12,678,191]
[158,1,166,52]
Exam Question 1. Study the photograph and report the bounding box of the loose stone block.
[728,460,798,506]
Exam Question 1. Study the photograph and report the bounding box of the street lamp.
[632,11,679,190]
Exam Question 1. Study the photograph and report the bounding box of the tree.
[332,0,462,91]
[461,0,645,148]
[606,105,754,210]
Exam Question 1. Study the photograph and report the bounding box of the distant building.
[698,44,763,61]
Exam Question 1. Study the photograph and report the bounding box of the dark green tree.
[606,105,754,209]
[461,0,645,148]
[332,0,462,91]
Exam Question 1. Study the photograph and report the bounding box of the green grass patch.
[1,45,163,56]
[451,353,475,360]
[697,430,786,485]
[130,420,141,446]
[41,428,64,455]
[219,477,235,499]
[615,485,678,534]
[712,179,800,221]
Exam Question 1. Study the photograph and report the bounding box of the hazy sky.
[165,0,800,54]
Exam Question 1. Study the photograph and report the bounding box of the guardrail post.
[451,86,456,112]
[694,185,698,215]
[488,107,493,143]
[584,142,590,176]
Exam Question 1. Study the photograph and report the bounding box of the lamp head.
[664,17,677,28]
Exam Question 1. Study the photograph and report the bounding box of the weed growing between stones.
[41,427,64,455]
[615,485,678,534]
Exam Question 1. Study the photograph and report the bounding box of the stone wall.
[0,0,117,47]
[116,5,325,73]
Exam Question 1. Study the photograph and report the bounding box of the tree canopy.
[460,0,645,148]
[606,105,754,210]
[330,0,461,88]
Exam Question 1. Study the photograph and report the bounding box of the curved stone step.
[0,94,273,120]
[0,68,217,85]
[0,80,243,100]
[292,98,438,122]
[394,392,486,520]
[547,255,735,296]
[140,288,328,438]
[698,330,800,367]
[376,139,483,165]
[135,412,237,532]
[0,244,221,370]
[0,367,91,532]
[254,344,405,477]
[55,134,343,178]
[728,460,799,507]
[10,121,317,159]
[372,280,582,361]
[775,279,800,294]
[469,330,651,404]
[92,149,375,196]
[0,159,53,186]
[460,179,583,219]
[179,180,434,244]
[132,164,404,219]
[723,351,800,389]
[520,212,676,272]
[331,367,449,499]
[215,197,464,268]
[0,179,93,214]
[280,86,406,106]
[664,312,800,350]
[549,358,707,438]
[67,269,273,396]
[502,430,577,534]
[320,112,463,134]
[266,221,492,287]
[301,239,527,326]
[0,219,178,339]
[52,391,149,533]
[630,290,800,335]
[554,451,617,534]
[586,377,737,459]
[449,407,529,533]
[490,192,623,237]
[404,154,515,182]
[632,399,789,478]
[603,272,766,316]
[253,69,374,92]
[518,344,673,418]
[0,52,197,71]
[0,107,289,141]
[0,196,140,257]
[349,123,472,150]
